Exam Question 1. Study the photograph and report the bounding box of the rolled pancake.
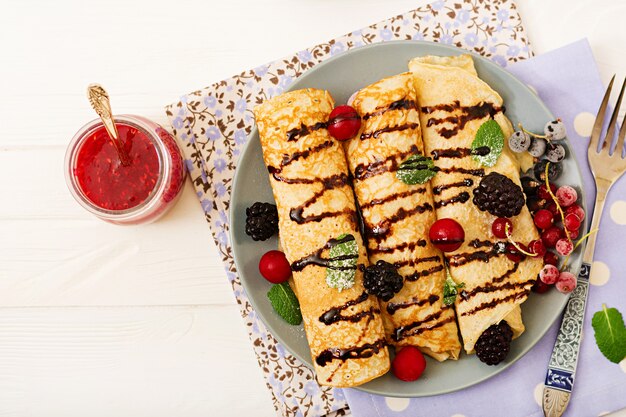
[409,56,543,353]
[344,73,461,361]
[254,88,390,387]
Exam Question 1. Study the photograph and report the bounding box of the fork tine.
[606,78,626,154]
[618,109,626,158]
[591,75,615,153]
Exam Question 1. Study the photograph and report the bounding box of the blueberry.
[544,120,566,141]
[546,143,566,163]
[508,131,531,153]
[528,138,547,157]
[534,159,562,181]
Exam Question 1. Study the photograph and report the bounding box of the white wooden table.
[1,1,624,416]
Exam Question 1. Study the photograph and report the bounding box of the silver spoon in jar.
[87,84,131,166]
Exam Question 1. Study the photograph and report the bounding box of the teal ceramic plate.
[230,41,586,397]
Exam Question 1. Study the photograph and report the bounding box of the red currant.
[429,218,465,252]
[505,243,526,263]
[564,213,581,231]
[327,105,361,141]
[568,228,580,240]
[538,183,557,200]
[259,250,292,284]
[541,226,563,248]
[528,239,546,257]
[565,204,585,222]
[492,217,512,239]
[392,346,426,381]
[543,251,559,266]
[556,186,578,207]
[539,264,560,284]
[555,238,574,256]
[532,278,551,294]
[545,201,559,216]
[556,271,577,294]
[533,209,554,230]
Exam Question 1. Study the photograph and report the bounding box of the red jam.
[74,123,159,211]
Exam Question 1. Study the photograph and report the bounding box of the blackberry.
[363,260,403,301]
[473,172,525,218]
[245,202,278,241]
[475,321,514,365]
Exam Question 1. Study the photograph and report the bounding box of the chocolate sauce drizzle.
[369,240,427,256]
[319,291,379,325]
[291,234,358,272]
[289,173,354,224]
[392,309,454,341]
[460,289,529,317]
[394,255,441,269]
[434,191,470,209]
[469,239,494,249]
[360,122,420,141]
[286,121,328,142]
[421,101,503,139]
[459,265,527,303]
[431,146,490,160]
[448,242,504,267]
[360,187,427,211]
[316,338,386,367]
[387,294,439,315]
[437,166,485,177]
[362,98,418,120]
[364,203,433,243]
[404,264,445,282]
[353,145,419,181]
[432,179,474,195]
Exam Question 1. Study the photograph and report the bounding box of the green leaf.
[396,155,438,185]
[326,234,358,291]
[591,304,626,363]
[443,268,465,306]
[471,119,504,167]
[267,282,302,325]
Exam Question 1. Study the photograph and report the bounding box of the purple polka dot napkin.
[161,2,626,416]
[344,39,626,417]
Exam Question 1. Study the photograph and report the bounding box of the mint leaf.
[591,304,626,363]
[471,119,504,167]
[326,234,358,291]
[443,268,464,306]
[396,155,437,185]
[267,282,302,325]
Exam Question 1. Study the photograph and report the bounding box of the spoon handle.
[87,84,131,166]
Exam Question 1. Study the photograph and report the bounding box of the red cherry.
[565,204,585,222]
[429,218,465,252]
[533,209,554,230]
[327,105,361,141]
[392,346,426,381]
[528,239,546,257]
[538,183,557,200]
[259,250,292,284]
[564,213,581,231]
[543,251,559,266]
[532,278,551,294]
[492,217,512,239]
[541,226,563,248]
[505,243,527,263]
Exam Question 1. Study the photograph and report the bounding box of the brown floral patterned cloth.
[164,1,532,416]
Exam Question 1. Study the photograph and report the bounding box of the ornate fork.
[543,75,626,417]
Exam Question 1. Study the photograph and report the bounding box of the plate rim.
[230,40,587,397]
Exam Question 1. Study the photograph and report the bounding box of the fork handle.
[542,261,591,417]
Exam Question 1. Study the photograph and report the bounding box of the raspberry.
[556,238,574,256]
[556,186,578,207]
[528,239,546,257]
[566,204,585,222]
[564,213,581,232]
[492,217,512,239]
[259,250,292,284]
[539,264,560,284]
[541,226,563,248]
[543,251,559,266]
[533,209,554,230]
[556,271,577,294]
[392,346,426,381]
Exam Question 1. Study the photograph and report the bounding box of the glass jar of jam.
[65,114,186,225]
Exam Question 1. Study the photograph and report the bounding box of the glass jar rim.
[65,114,170,221]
